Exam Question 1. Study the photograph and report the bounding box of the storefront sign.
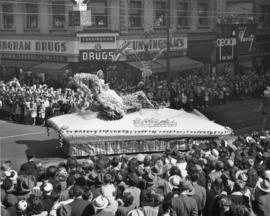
[236,25,256,55]
[218,24,256,56]
[1,53,67,62]
[126,50,186,61]
[79,50,115,61]
[0,39,77,62]
[118,37,187,53]
[216,38,236,62]
[0,39,76,54]
[80,36,116,43]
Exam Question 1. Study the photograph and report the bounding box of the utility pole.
[166,0,171,82]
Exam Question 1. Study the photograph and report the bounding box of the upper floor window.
[2,4,14,29]
[260,5,270,28]
[177,1,188,26]
[87,0,107,27]
[26,3,38,29]
[154,0,167,27]
[198,2,209,26]
[52,2,65,28]
[129,0,142,28]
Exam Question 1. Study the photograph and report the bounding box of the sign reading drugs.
[80,50,115,61]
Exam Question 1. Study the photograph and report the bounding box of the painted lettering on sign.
[120,37,187,53]
[0,40,68,53]
[1,53,67,62]
[80,50,115,61]
[238,27,255,52]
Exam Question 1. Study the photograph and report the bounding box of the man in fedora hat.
[68,184,91,216]
[92,195,114,216]
[169,179,198,216]
[254,170,270,216]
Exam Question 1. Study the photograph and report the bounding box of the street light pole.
[166,0,171,82]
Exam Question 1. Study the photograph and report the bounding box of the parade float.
[48,71,233,156]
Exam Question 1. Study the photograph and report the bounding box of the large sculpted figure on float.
[73,70,154,120]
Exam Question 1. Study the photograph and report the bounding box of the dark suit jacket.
[254,193,270,216]
[69,198,91,216]
[171,195,198,216]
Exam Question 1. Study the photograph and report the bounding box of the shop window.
[260,5,270,28]
[52,1,65,28]
[87,0,107,27]
[129,0,142,28]
[2,4,14,29]
[198,3,208,27]
[154,1,167,27]
[177,1,189,27]
[26,3,38,29]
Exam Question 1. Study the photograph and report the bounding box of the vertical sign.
[216,38,236,62]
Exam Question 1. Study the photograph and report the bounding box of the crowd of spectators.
[0,70,269,125]
[2,132,270,216]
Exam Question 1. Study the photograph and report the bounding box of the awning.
[127,57,204,74]
[32,63,69,73]
[0,60,40,69]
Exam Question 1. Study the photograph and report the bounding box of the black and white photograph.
[1,0,270,215]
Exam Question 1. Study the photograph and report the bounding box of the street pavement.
[0,98,264,169]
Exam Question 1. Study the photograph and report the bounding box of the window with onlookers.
[87,0,107,27]
[177,1,189,26]
[154,0,167,27]
[52,1,65,28]
[260,5,270,28]
[2,4,14,29]
[26,3,38,29]
[198,2,208,26]
[129,0,142,28]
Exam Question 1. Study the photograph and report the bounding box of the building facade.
[0,0,269,83]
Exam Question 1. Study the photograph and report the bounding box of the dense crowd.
[0,70,268,125]
[1,132,270,216]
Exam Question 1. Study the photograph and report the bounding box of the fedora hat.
[169,175,181,189]
[92,195,109,210]
[179,179,195,195]
[151,164,163,176]
[257,180,270,193]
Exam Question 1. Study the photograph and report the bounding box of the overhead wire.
[0,0,268,16]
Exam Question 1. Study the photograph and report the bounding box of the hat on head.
[17,200,28,211]
[212,149,219,158]
[42,182,53,194]
[169,175,181,189]
[128,173,139,186]
[179,179,195,195]
[235,170,248,182]
[137,154,145,163]
[25,149,35,158]
[151,163,163,176]
[144,172,155,185]
[92,195,109,210]
[2,178,14,192]
[56,204,71,216]
[257,179,270,193]
[18,179,30,194]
